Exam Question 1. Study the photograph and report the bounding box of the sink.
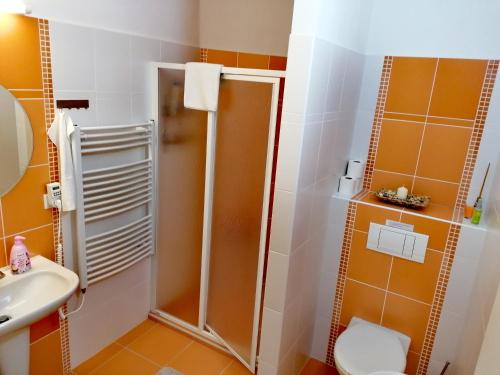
[0,256,79,375]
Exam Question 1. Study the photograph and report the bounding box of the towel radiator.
[72,121,155,289]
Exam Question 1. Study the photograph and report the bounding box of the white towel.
[47,111,76,211]
[184,62,223,111]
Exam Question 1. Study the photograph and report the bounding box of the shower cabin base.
[150,63,284,373]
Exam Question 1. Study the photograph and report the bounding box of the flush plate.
[367,222,429,263]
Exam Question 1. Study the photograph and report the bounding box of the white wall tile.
[50,20,199,367]
[468,130,500,209]
[131,92,150,122]
[96,92,132,125]
[305,38,332,115]
[50,22,96,91]
[95,30,131,92]
[297,122,322,189]
[259,308,285,366]
[161,41,199,63]
[257,361,278,375]
[53,91,98,126]
[310,316,331,361]
[431,310,463,364]
[68,260,151,367]
[264,251,291,312]
[280,299,301,359]
[282,35,314,115]
[443,255,480,317]
[291,186,314,250]
[131,36,161,92]
[275,123,304,192]
[269,189,296,255]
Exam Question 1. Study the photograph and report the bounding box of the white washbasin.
[0,255,79,336]
[0,256,79,375]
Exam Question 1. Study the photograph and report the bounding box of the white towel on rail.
[184,62,223,111]
[47,110,76,211]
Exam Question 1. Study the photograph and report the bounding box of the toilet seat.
[334,322,407,375]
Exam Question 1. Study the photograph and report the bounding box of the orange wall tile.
[337,203,450,368]
[429,59,488,120]
[30,330,64,375]
[0,15,62,372]
[206,49,238,66]
[0,15,43,89]
[374,119,424,175]
[415,124,472,183]
[354,203,401,232]
[399,214,450,251]
[384,57,437,115]
[203,48,287,71]
[340,279,385,326]
[388,250,443,304]
[237,52,269,69]
[347,231,392,288]
[368,56,490,215]
[382,293,431,353]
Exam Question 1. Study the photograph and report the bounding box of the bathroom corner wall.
[0,14,65,374]
[451,155,500,373]
[48,21,199,369]
[258,1,371,374]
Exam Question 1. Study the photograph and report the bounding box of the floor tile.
[127,324,192,365]
[74,343,122,375]
[300,358,339,375]
[169,341,232,375]
[221,360,252,375]
[91,349,160,375]
[116,319,157,346]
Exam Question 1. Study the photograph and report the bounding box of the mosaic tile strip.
[417,224,461,374]
[325,201,357,366]
[200,48,208,63]
[453,60,499,219]
[363,56,393,190]
[38,18,72,375]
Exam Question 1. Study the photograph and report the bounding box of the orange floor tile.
[73,319,252,375]
[299,359,339,375]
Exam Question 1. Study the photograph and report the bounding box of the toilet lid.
[335,324,406,375]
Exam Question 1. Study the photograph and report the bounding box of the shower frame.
[149,62,285,372]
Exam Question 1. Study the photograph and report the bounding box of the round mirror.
[0,85,33,196]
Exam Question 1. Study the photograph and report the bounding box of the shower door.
[152,63,280,373]
[203,75,277,370]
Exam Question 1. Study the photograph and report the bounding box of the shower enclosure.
[150,63,284,372]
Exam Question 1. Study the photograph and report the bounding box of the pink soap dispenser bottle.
[10,236,31,274]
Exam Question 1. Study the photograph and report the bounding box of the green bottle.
[471,198,483,225]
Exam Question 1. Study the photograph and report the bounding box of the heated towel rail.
[72,121,155,289]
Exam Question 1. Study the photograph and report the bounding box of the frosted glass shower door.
[204,75,279,371]
[155,68,207,326]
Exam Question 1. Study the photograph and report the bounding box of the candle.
[397,186,408,200]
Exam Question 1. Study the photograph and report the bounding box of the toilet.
[334,317,410,375]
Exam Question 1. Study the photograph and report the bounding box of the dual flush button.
[367,220,429,263]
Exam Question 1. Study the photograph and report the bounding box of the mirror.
[0,85,33,196]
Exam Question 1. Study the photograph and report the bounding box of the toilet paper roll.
[346,160,365,179]
[338,176,360,196]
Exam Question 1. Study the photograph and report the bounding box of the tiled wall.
[364,57,496,220]
[326,202,458,374]
[0,14,63,374]
[324,57,499,375]
[48,21,200,369]
[453,159,500,374]
[259,33,366,375]
[200,48,287,70]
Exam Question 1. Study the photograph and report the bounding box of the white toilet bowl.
[334,317,410,375]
